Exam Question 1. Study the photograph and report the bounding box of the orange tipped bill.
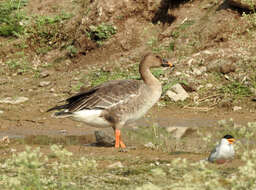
[227,138,235,144]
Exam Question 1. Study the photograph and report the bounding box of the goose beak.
[227,138,235,144]
[162,59,174,68]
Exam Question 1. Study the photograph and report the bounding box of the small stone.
[59,130,67,134]
[0,97,29,104]
[144,142,155,149]
[0,136,10,144]
[206,83,213,88]
[166,83,189,102]
[39,81,51,87]
[233,106,242,111]
[224,75,230,80]
[39,71,50,78]
[187,58,194,66]
[0,110,3,114]
[107,161,123,168]
[250,88,256,96]
[50,88,55,92]
[192,68,202,76]
[95,131,115,147]
[175,71,182,76]
[200,66,207,73]
[166,126,196,139]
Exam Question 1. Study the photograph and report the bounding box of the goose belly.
[126,90,161,123]
[72,109,111,128]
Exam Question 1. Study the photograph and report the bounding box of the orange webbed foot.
[115,129,127,150]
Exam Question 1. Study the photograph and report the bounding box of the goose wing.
[65,79,142,112]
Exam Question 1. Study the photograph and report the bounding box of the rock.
[59,130,67,134]
[0,97,29,104]
[250,88,256,96]
[39,71,50,78]
[200,66,207,73]
[166,126,196,139]
[233,106,242,111]
[0,110,3,114]
[166,84,189,102]
[0,136,10,144]
[220,64,236,74]
[144,142,155,149]
[174,71,182,76]
[107,161,123,168]
[95,131,115,147]
[206,83,213,88]
[224,75,230,80]
[192,68,202,76]
[39,81,51,87]
[227,0,256,10]
[187,58,194,66]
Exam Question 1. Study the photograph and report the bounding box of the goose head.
[140,53,173,69]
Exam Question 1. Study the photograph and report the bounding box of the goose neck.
[139,64,160,87]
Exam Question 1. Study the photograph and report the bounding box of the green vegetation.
[28,13,73,52]
[0,0,28,37]
[220,81,252,99]
[1,121,256,189]
[72,81,84,92]
[66,45,78,57]
[0,145,97,189]
[171,20,195,39]
[87,23,117,44]
[85,64,139,87]
[5,56,32,73]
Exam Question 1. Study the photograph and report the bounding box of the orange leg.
[115,129,126,148]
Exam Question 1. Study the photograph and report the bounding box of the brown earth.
[0,0,256,162]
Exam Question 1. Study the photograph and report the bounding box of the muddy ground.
[0,0,256,166]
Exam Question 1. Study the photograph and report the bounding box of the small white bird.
[208,134,235,164]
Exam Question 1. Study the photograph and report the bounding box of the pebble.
[39,81,51,87]
[0,97,29,104]
[144,142,155,149]
[107,161,123,168]
[206,83,213,88]
[166,83,189,102]
[95,131,115,147]
[39,71,50,78]
[233,106,242,111]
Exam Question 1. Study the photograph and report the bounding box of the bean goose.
[47,53,173,148]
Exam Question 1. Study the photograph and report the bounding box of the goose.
[208,134,235,163]
[47,53,173,148]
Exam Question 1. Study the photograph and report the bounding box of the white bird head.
[221,134,235,145]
